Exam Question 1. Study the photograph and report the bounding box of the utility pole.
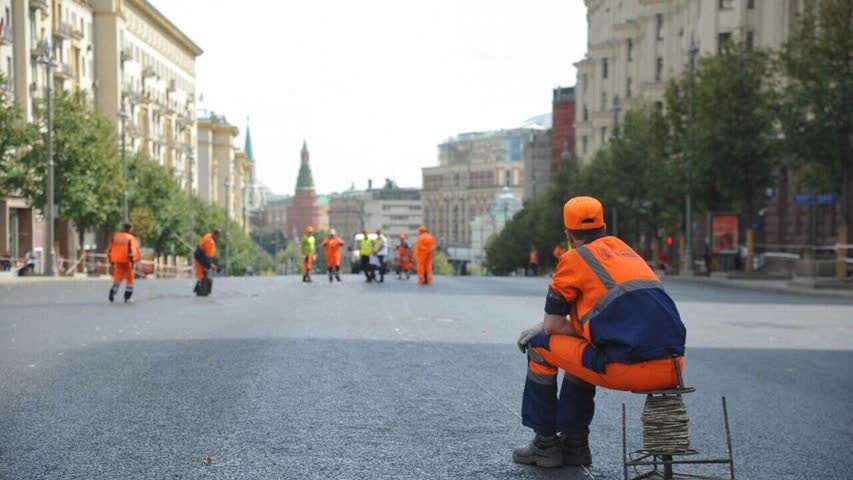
[684,35,699,275]
[119,102,129,224]
[38,41,56,276]
[187,147,195,271]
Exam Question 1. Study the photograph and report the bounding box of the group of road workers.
[298,225,437,285]
[104,195,687,470]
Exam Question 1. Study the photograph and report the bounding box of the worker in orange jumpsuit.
[397,233,414,280]
[415,225,437,285]
[513,196,687,468]
[528,246,539,276]
[322,229,345,283]
[194,229,220,296]
[107,223,141,303]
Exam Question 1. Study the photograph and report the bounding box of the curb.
[662,274,853,299]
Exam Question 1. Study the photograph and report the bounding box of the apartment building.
[328,180,423,249]
[575,0,803,163]
[196,112,251,231]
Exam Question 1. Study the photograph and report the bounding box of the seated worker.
[514,196,686,468]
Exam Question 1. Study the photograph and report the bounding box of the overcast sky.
[152,0,588,196]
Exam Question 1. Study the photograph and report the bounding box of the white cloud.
[152,0,587,195]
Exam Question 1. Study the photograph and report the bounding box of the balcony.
[53,21,73,41]
[120,46,133,63]
[71,26,84,41]
[142,66,156,79]
[0,24,13,45]
[30,0,49,13]
[123,87,143,105]
[54,62,73,80]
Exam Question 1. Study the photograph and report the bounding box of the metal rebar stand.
[622,359,736,480]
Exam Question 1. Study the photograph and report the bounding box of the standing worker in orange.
[396,233,414,280]
[194,229,220,296]
[528,246,539,276]
[322,229,344,283]
[107,223,141,303]
[301,226,316,283]
[513,196,686,468]
[415,225,437,285]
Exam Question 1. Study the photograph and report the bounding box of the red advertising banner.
[712,216,739,254]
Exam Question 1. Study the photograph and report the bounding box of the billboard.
[712,216,739,254]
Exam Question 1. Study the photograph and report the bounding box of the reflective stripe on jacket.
[547,236,686,372]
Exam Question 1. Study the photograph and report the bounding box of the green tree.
[0,75,39,197]
[126,152,190,255]
[779,0,853,278]
[18,90,123,245]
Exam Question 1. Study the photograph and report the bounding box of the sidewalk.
[662,271,853,299]
[0,271,112,285]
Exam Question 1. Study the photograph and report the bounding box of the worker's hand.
[517,322,544,353]
[211,263,218,271]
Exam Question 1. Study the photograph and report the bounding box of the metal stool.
[622,357,736,480]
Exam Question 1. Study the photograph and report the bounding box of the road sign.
[793,194,837,205]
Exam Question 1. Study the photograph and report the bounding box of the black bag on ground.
[195,277,213,296]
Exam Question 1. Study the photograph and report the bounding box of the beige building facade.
[422,128,534,251]
[575,0,804,163]
[197,113,250,231]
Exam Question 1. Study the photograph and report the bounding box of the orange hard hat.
[418,225,427,233]
[563,196,605,230]
[306,225,314,233]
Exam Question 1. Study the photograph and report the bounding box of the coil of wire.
[641,394,690,453]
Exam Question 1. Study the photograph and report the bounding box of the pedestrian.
[194,229,220,296]
[107,223,141,303]
[397,234,414,280]
[514,196,686,468]
[374,228,389,283]
[359,229,375,282]
[322,229,345,283]
[301,226,316,283]
[528,246,539,276]
[704,242,712,277]
[415,225,436,285]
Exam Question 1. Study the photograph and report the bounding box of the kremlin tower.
[286,141,322,237]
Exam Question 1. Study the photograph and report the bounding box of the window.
[601,92,607,110]
[654,101,664,114]
[582,136,588,154]
[656,14,664,40]
[746,30,755,50]
[582,74,588,92]
[718,32,732,54]
[601,127,608,144]
[583,105,589,121]
[655,57,663,82]
[627,38,633,62]
[602,58,608,79]
[747,0,755,9]
[719,0,733,9]
[626,77,632,99]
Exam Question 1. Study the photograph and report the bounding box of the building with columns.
[196,112,251,231]
[575,0,803,163]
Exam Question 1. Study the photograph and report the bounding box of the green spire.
[244,124,255,162]
[296,141,314,190]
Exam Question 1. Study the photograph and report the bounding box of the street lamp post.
[37,41,56,276]
[225,176,231,276]
[119,102,129,224]
[684,36,699,275]
[187,147,195,265]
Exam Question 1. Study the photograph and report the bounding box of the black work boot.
[560,431,592,466]
[124,290,133,304]
[512,433,562,468]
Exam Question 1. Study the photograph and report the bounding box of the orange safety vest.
[199,233,217,258]
[548,236,685,371]
[529,250,539,265]
[109,231,141,264]
[322,237,345,267]
[553,245,567,259]
[415,232,436,257]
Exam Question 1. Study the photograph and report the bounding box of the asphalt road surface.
[2,275,852,479]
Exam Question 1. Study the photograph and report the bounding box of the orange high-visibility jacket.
[199,233,217,259]
[415,232,436,257]
[547,236,685,372]
[109,232,141,264]
[398,243,414,269]
[553,245,567,259]
[322,237,345,267]
[529,249,539,265]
